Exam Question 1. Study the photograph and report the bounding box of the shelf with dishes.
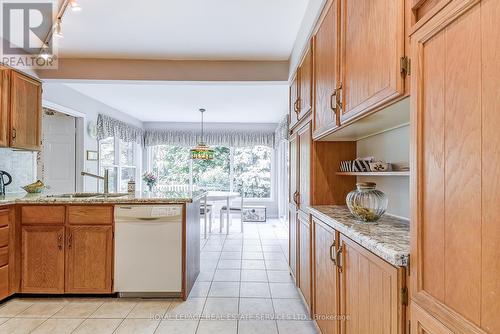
[336,171,409,176]
[338,157,409,177]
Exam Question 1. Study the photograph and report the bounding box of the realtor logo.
[1,1,57,69]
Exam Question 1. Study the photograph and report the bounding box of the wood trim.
[0,69,10,147]
[22,205,66,225]
[67,205,113,225]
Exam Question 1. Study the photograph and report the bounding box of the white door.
[42,111,76,193]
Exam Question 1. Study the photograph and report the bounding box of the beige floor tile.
[52,301,103,318]
[0,317,9,325]
[196,320,237,334]
[126,300,171,319]
[30,318,84,334]
[165,298,205,319]
[202,298,238,319]
[273,299,309,320]
[16,301,66,318]
[90,301,137,318]
[72,318,123,334]
[0,300,34,317]
[238,298,274,318]
[0,317,46,334]
[238,320,278,334]
[276,320,319,334]
[114,318,160,334]
[154,320,199,334]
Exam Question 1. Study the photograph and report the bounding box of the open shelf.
[336,171,410,176]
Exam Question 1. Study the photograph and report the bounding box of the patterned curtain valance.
[97,114,144,144]
[275,115,289,142]
[144,128,276,148]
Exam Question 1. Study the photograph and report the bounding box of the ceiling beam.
[36,58,290,82]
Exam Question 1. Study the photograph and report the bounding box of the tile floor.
[0,219,319,334]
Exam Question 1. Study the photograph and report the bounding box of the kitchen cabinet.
[297,122,311,209]
[313,0,340,138]
[21,226,65,293]
[298,211,311,311]
[289,204,298,281]
[410,0,500,332]
[298,46,313,119]
[289,132,299,281]
[0,207,12,300]
[313,217,339,334]
[65,225,113,293]
[289,72,300,129]
[9,70,42,150]
[339,235,405,334]
[0,69,9,147]
[339,0,406,124]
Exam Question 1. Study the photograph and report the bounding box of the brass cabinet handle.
[336,83,343,113]
[330,90,337,115]
[336,245,343,273]
[330,243,337,265]
[12,128,16,141]
[67,233,72,249]
[294,99,300,114]
[57,234,63,250]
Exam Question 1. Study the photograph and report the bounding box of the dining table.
[202,191,240,238]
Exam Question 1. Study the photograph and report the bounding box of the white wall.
[42,83,143,191]
[356,125,410,219]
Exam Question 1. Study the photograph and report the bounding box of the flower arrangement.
[142,172,157,192]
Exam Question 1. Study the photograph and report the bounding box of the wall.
[356,125,410,218]
[42,83,143,191]
[0,148,37,194]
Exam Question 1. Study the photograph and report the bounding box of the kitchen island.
[0,191,203,301]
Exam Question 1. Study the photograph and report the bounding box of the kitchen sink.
[47,192,129,198]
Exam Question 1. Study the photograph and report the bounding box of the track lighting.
[70,0,81,12]
[53,18,63,38]
[40,43,50,60]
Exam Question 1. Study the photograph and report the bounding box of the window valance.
[97,114,144,144]
[144,128,276,148]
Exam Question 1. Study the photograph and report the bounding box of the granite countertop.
[0,190,206,206]
[309,205,410,267]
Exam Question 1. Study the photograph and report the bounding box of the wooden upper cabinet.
[10,71,42,150]
[313,218,339,334]
[313,0,340,138]
[340,235,405,334]
[297,122,311,209]
[298,211,311,310]
[0,69,9,147]
[340,0,405,124]
[298,46,313,119]
[65,225,113,293]
[410,0,500,332]
[22,226,65,293]
[289,72,300,129]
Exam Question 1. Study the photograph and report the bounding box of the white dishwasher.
[114,205,183,297]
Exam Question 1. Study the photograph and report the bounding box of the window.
[99,137,139,192]
[150,145,272,198]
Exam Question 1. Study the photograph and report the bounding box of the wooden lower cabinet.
[22,226,65,293]
[289,204,298,281]
[298,211,311,310]
[340,235,405,334]
[313,218,339,334]
[65,225,113,293]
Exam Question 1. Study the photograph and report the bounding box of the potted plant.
[142,172,157,192]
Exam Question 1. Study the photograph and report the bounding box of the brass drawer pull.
[57,234,63,250]
[336,245,343,273]
[330,243,337,265]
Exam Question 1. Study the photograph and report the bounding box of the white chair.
[201,203,213,239]
[220,196,244,233]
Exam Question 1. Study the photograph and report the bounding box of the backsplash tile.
[0,148,37,194]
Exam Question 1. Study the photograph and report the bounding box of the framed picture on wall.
[86,150,99,161]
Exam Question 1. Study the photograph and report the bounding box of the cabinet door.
[289,132,298,207]
[297,122,311,209]
[289,72,300,129]
[66,225,113,293]
[298,211,311,310]
[313,218,339,334]
[22,226,65,293]
[0,69,9,147]
[410,0,500,332]
[340,235,404,334]
[289,204,298,282]
[313,0,340,138]
[298,46,313,119]
[10,71,42,150]
[340,0,405,123]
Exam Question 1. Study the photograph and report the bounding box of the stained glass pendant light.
[190,108,214,160]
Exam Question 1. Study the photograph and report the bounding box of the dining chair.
[220,195,244,233]
[201,202,213,239]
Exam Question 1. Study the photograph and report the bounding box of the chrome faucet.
[81,169,110,194]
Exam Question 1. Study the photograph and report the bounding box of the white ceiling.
[64,82,289,123]
[56,0,309,60]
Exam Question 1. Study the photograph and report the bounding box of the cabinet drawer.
[0,265,8,300]
[0,209,10,227]
[0,246,8,267]
[0,226,8,247]
[68,206,113,225]
[22,206,65,225]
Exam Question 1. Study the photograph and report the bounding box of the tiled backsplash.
[0,148,37,194]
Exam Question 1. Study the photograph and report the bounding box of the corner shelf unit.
[336,171,410,176]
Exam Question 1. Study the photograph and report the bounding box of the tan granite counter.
[0,191,206,206]
[309,205,410,267]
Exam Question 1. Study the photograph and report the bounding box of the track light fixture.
[70,0,81,12]
[53,18,63,38]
